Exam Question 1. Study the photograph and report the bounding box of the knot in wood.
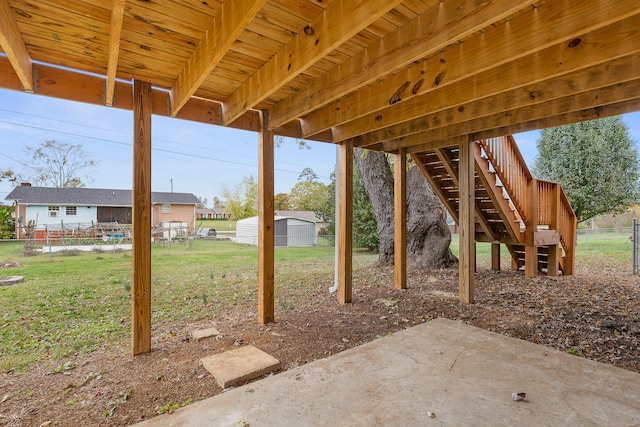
[568,38,581,48]
[529,90,542,100]
[412,78,424,95]
[434,71,445,86]
[375,115,383,121]
[389,81,410,105]
[303,25,315,36]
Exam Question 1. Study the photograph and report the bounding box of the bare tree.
[24,140,97,188]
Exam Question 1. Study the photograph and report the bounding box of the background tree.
[533,117,640,223]
[196,197,208,209]
[274,193,290,210]
[288,168,332,217]
[212,196,224,208]
[0,205,15,239]
[223,175,258,220]
[352,167,378,250]
[354,148,457,269]
[11,140,97,188]
[0,169,18,184]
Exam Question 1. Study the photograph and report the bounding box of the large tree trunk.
[354,148,457,269]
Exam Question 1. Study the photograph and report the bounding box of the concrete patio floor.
[135,318,640,426]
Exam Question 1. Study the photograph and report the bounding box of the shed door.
[275,219,287,247]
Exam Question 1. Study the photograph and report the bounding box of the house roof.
[5,186,200,207]
[0,1,636,154]
[275,210,323,224]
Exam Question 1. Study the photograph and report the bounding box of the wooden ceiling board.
[0,0,637,155]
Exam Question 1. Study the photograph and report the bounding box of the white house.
[5,184,200,239]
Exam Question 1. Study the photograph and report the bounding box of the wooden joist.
[105,0,125,107]
[222,0,403,126]
[302,0,640,140]
[0,0,33,92]
[170,0,267,116]
[269,0,537,129]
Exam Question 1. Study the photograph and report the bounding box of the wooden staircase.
[412,135,577,276]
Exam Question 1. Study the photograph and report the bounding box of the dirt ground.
[2,262,639,427]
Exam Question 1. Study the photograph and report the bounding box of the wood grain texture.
[270,0,536,129]
[337,138,353,305]
[258,110,275,324]
[302,0,640,139]
[131,79,152,356]
[458,137,475,304]
[222,0,404,126]
[394,148,406,290]
[105,0,125,106]
[0,0,33,91]
[171,0,267,116]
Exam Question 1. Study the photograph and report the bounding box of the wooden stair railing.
[478,136,577,275]
[411,135,577,276]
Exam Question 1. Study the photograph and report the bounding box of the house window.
[66,206,77,216]
[48,206,60,217]
[162,204,171,213]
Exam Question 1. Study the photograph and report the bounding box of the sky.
[1,87,640,206]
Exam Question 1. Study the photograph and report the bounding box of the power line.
[0,118,331,179]
[0,107,331,173]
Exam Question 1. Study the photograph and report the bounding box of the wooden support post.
[525,178,538,278]
[131,79,152,356]
[547,183,560,276]
[337,139,353,304]
[491,243,501,271]
[394,148,407,289]
[258,110,275,324]
[547,245,559,276]
[458,137,475,304]
[564,215,577,275]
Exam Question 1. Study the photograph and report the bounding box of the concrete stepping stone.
[201,345,280,388]
[0,276,24,286]
[191,327,220,341]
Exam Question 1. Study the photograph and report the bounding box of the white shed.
[235,215,317,247]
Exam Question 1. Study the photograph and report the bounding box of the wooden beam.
[170,0,267,117]
[0,0,33,92]
[394,148,406,290]
[222,0,403,126]
[131,80,152,356]
[491,243,501,271]
[351,16,640,147]
[258,110,275,324]
[356,45,640,149]
[0,57,330,143]
[105,0,125,107]
[269,0,536,129]
[458,136,475,304]
[337,138,353,304]
[382,76,640,153]
[301,0,640,139]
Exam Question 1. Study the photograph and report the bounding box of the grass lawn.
[0,240,376,371]
[0,230,633,372]
[195,218,236,231]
